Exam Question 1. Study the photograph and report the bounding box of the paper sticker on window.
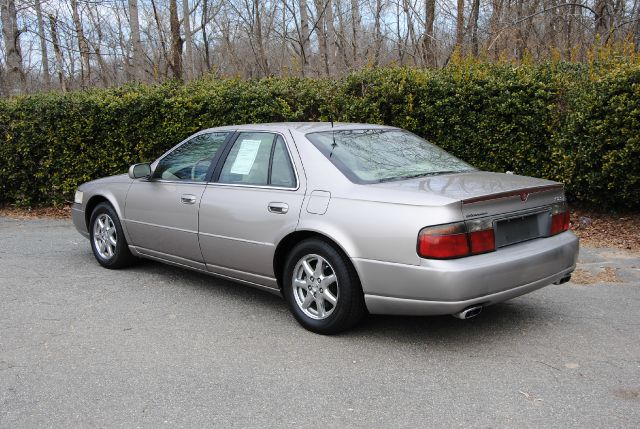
[230,139,262,175]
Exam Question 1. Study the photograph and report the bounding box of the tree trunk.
[594,0,613,41]
[70,0,91,88]
[183,0,194,80]
[128,0,145,81]
[489,0,503,59]
[634,0,640,51]
[373,0,384,65]
[350,0,360,65]
[455,0,465,51]
[252,0,269,76]
[202,0,211,71]
[313,0,329,75]
[169,0,183,81]
[469,0,480,56]
[402,0,418,65]
[1,0,25,95]
[48,14,66,92]
[423,0,436,66]
[325,0,336,75]
[299,0,311,76]
[150,0,170,79]
[34,0,50,88]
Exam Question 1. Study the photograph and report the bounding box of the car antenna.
[329,116,338,158]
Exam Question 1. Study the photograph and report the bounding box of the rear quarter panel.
[297,196,462,265]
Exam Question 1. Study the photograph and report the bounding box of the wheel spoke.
[321,274,336,288]
[301,291,314,309]
[293,278,307,289]
[323,289,337,306]
[302,260,314,277]
[313,259,324,277]
[316,298,326,318]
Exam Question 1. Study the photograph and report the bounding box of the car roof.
[203,122,398,134]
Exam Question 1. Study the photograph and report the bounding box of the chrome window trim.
[206,182,300,192]
[138,179,208,186]
[213,130,300,191]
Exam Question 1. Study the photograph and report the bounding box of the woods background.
[2,0,640,95]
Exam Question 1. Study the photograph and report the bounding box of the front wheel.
[283,239,366,334]
[89,202,137,269]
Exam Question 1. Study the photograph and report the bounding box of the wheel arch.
[273,230,361,291]
[84,194,124,230]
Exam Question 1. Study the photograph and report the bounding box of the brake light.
[469,229,495,254]
[418,221,495,259]
[550,203,570,235]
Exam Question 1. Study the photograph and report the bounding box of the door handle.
[181,194,197,205]
[268,202,289,214]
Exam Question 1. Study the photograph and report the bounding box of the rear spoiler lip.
[462,184,564,205]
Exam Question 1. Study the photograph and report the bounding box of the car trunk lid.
[370,170,567,248]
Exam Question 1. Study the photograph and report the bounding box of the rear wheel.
[89,202,136,269]
[283,239,365,334]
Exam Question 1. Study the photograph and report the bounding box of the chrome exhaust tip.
[553,274,572,285]
[452,305,483,320]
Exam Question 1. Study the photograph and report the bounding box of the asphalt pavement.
[1,217,639,428]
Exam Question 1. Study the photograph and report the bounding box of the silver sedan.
[72,123,579,333]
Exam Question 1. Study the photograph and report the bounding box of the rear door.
[198,131,305,288]
[124,131,230,267]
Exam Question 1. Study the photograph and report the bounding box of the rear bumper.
[353,231,578,316]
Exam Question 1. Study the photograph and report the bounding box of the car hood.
[79,173,132,190]
[356,171,561,207]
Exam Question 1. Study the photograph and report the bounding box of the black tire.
[283,238,366,334]
[89,202,137,269]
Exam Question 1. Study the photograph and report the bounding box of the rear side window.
[270,136,296,188]
[218,133,296,188]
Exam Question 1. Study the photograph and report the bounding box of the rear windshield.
[306,129,474,183]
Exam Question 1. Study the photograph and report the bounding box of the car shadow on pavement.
[129,258,554,346]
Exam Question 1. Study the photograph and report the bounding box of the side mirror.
[128,163,152,179]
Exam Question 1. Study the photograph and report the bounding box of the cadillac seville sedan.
[72,123,579,334]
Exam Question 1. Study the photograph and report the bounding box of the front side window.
[153,132,229,182]
[306,129,474,183]
[218,133,296,188]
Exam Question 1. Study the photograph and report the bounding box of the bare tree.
[70,0,91,88]
[299,0,311,75]
[455,0,465,51]
[469,0,480,56]
[169,0,183,80]
[34,0,50,88]
[4,0,640,95]
[1,0,25,95]
[183,0,194,79]
[423,0,436,66]
[128,0,145,81]
[48,14,66,92]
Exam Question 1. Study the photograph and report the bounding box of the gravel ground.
[1,217,639,428]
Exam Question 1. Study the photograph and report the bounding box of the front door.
[198,132,305,287]
[124,131,231,267]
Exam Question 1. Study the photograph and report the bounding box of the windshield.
[306,129,475,183]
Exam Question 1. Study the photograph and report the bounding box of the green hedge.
[1,62,639,209]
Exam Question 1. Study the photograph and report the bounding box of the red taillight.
[468,229,495,254]
[418,222,495,259]
[419,233,470,259]
[550,209,570,235]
